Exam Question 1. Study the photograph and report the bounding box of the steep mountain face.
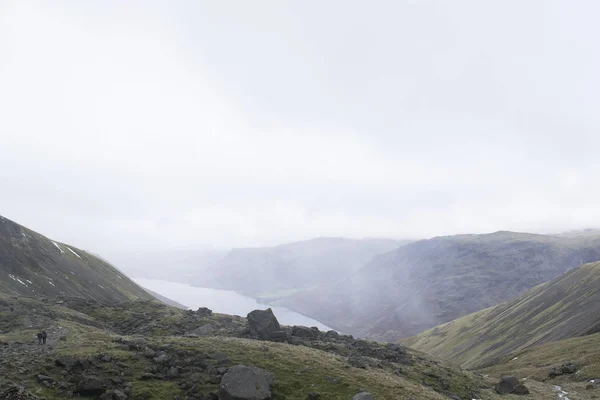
[207,237,407,300]
[0,215,153,303]
[403,261,600,369]
[277,231,600,340]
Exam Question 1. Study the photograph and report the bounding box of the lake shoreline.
[133,277,335,332]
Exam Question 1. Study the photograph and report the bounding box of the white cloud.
[1,0,600,255]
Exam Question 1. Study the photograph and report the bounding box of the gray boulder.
[77,377,105,396]
[197,307,213,316]
[495,376,520,394]
[292,326,318,339]
[562,362,578,374]
[348,356,368,369]
[218,365,274,400]
[513,384,530,395]
[267,330,288,342]
[247,309,281,340]
[352,392,375,400]
[192,324,215,336]
[325,330,339,339]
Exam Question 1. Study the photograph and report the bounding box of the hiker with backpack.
[41,330,47,344]
[36,332,42,345]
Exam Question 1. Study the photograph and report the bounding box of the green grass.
[403,261,600,369]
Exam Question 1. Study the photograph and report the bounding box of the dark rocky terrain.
[277,231,600,340]
[0,294,563,399]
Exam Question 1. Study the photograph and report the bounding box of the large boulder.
[218,365,274,400]
[77,377,106,396]
[494,376,521,394]
[247,309,281,340]
[197,307,213,316]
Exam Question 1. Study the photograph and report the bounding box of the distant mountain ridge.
[205,237,408,300]
[0,214,153,303]
[276,231,600,340]
[403,260,600,369]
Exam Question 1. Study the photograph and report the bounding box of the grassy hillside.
[278,231,600,340]
[475,332,600,399]
[403,261,600,369]
[0,215,153,303]
[0,293,578,400]
[207,237,407,301]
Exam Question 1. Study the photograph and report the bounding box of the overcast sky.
[2,1,600,254]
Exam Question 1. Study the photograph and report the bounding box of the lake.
[133,278,334,331]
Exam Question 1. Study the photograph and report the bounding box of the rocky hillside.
[0,292,578,399]
[478,330,600,395]
[205,237,407,302]
[403,260,600,369]
[277,231,600,340]
[0,215,153,303]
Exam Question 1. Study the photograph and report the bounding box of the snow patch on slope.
[67,247,82,259]
[52,241,65,254]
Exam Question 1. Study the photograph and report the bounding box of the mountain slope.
[0,215,153,303]
[207,237,407,301]
[277,231,600,340]
[403,261,600,369]
[478,331,600,387]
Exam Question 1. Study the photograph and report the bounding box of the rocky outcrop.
[292,325,319,339]
[549,361,579,377]
[494,376,528,395]
[218,365,274,400]
[246,309,281,340]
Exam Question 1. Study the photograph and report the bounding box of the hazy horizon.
[3,1,600,255]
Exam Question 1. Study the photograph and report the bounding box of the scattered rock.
[197,307,213,316]
[325,330,339,339]
[0,384,41,400]
[77,377,105,396]
[153,351,170,364]
[192,324,215,336]
[352,392,376,400]
[166,366,180,379]
[325,376,339,384]
[140,372,158,380]
[218,365,274,400]
[513,384,530,395]
[549,362,579,377]
[307,393,321,400]
[267,330,288,342]
[495,376,521,394]
[348,356,368,369]
[292,325,318,339]
[55,355,81,371]
[37,374,54,384]
[247,309,281,340]
[562,362,578,374]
